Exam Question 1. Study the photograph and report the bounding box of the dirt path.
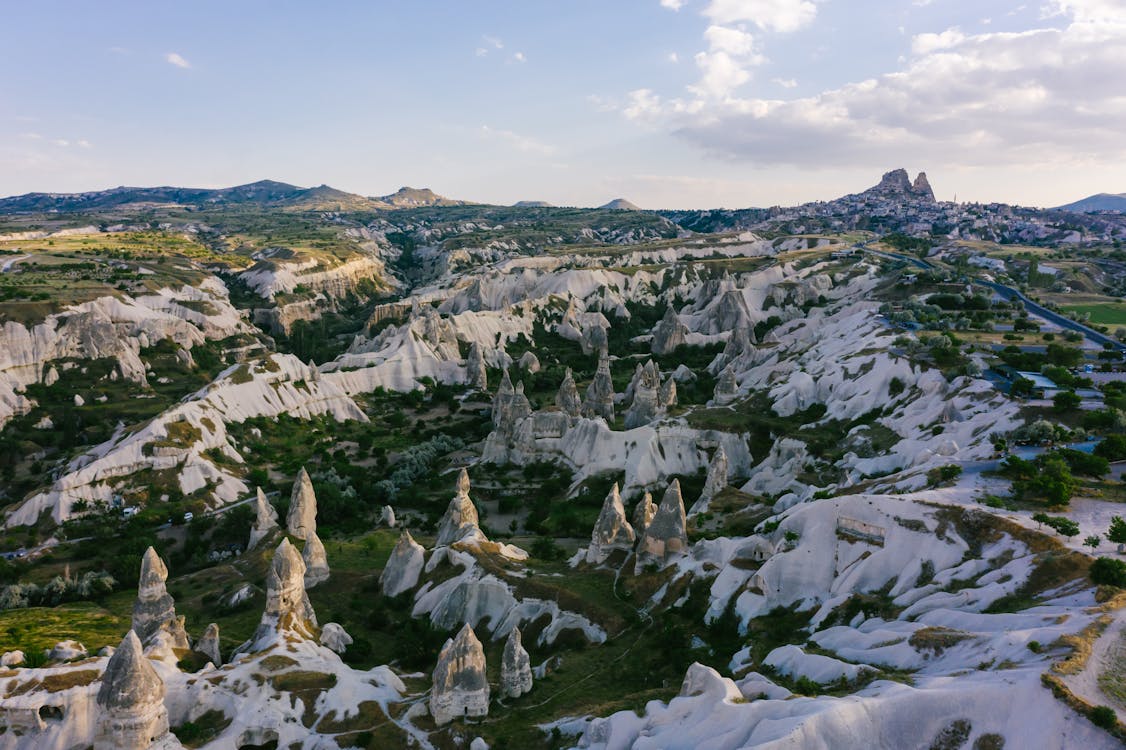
[1062,608,1126,723]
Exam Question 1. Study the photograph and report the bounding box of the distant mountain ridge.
[600,198,642,211]
[1056,193,1126,213]
[0,180,472,213]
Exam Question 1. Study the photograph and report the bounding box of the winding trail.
[1061,606,1126,724]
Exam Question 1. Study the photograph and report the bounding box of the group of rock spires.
[429,623,533,726]
[287,466,330,587]
[584,445,731,571]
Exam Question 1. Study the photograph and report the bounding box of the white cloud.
[53,139,70,147]
[668,51,680,63]
[703,0,818,32]
[661,0,685,9]
[475,47,488,57]
[479,125,554,155]
[911,27,966,54]
[165,52,191,69]
[772,77,798,88]
[511,51,526,63]
[703,24,759,56]
[622,3,1126,170]
[77,139,92,148]
[623,89,664,121]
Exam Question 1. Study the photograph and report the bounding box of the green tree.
[1052,391,1081,412]
[1090,557,1126,587]
[1095,435,1126,462]
[1106,516,1126,546]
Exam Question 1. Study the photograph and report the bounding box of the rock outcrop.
[713,364,739,405]
[632,492,657,537]
[196,623,222,666]
[660,376,677,408]
[380,504,397,527]
[652,306,689,355]
[302,531,330,588]
[585,483,635,564]
[320,622,353,654]
[248,487,279,549]
[690,446,729,515]
[491,368,533,433]
[581,353,615,421]
[635,480,688,571]
[466,341,488,390]
[500,627,533,699]
[518,350,541,374]
[624,361,660,429]
[131,547,188,650]
[286,467,317,540]
[380,530,426,596]
[250,538,317,646]
[94,630,171,750]
[435,469,485,547]
[556,367,582,417]
[431,623,490,726]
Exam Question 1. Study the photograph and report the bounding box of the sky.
[2,0,1124,209]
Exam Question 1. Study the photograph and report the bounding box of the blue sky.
[2,1,1124,208]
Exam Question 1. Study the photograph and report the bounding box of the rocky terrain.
[1,173,1125,749]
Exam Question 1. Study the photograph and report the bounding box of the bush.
[1089,705,1117,729]
[1090,557,1126,587]
[1095,435,1126,462]
[926,464,962,486]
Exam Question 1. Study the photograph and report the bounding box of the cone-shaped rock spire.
[302,530,330,588]
[436,469,484,547]
[287,467,317,540]
[380,530,426,597]
[131,547,180,646]
[430,623,490,725]
[636,480,688,571]
[585,483,635,564]
[555,367,582,417]
[501,627,533,699]
[94,630,170,750]
[249,487,279,550]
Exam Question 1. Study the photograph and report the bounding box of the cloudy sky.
[2,0,1124,208]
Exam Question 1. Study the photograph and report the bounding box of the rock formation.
[690,446,729,515]
[624,360,663,429]
[518,350,541,374]
[585,483,635,564]
[466,341,488,390]
[660,376,677,408]
[286,466,317,540]
[713,364,739,405]
[320,622,353,654]
[94,630,171,750]
[711,290,754,333]
[864,168,935,203]
[380,504,397,527]
[556,367,582,417]
[635,480,688,571]
[248,487,279,549]
[196,623,222,666]
[49,640,87,661]
[500,627,533,699]
[632,492,657,537]
[652,305,689,355]
[581,353,615,421]
[430,623,490,725]
[717,326,756,371]
[302,530,330,588]
[131,547,188,649]
[380,530,426,596]
[252,538,317,645]
[436,469,485,547]
[492,369,532,433]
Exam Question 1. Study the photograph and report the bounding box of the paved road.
[863,246,1126,352]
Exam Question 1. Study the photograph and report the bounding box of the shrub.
[1090,557,1126,587]
[1089,705,1117,729]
